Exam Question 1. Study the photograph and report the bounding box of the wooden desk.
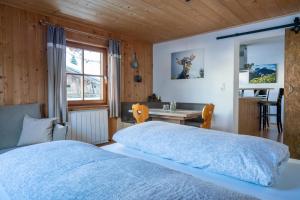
[129,109,202,124]
[238,97,261,136]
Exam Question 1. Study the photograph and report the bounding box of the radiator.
[67,109,109,144]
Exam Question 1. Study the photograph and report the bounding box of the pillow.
[17,115,56,147]
[113,121,290,186]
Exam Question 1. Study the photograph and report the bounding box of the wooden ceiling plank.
[107,0,189,32]
[142,0,215,32]
[220,0,257,23]
[255,0,285,18]
[63,0,176,41]
[237,0,275,19]
[54,0,165,41]
[174,0,226,29]
[274,0,300,14]
[200,0,244,25]
[98,0,188,34]
[0,0,58,15]
[0,0,299,43]
[180,0,229,27]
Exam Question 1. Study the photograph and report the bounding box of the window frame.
[66,41,108,107]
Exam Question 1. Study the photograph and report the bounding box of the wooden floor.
[260,124,283,143]
[96,141,115,147]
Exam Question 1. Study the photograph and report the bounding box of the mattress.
[102,143,300,200]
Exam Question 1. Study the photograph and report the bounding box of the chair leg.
[259,104,262,131]
[279,119,283,133]
[277,105,282,133]
[266,106,269,127]
[262,106,265,130]
[263,106,267,130]
[277,121,281,133]
[276,114,283,133]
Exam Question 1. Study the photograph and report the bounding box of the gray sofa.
[0,103,67,154]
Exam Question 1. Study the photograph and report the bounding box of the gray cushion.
[17,115,56,147]
[0,104,41,149]
[53,124,67,141]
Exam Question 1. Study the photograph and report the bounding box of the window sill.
[68,104,109,111]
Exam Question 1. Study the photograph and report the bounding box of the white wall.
[154,34,235,131]
[153,13,299,132]
[239,39,284,99]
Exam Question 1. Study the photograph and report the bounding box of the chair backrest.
[201,104,215,129]
[277,88,284,105]
[254,89,270,100]
[132,104,149,124]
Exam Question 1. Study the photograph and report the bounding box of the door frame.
[233,29,285,133]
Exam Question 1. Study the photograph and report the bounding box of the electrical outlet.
[221,83,226,91]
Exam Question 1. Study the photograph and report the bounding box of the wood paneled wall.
[284,29,300,159]
[0,5,47,108]
[121,40,152,102]
[0,4,153,110]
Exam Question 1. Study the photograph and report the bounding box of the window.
[66,42,107,106]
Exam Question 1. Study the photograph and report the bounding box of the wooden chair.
[132,103,149,124]
[201,104,215,129]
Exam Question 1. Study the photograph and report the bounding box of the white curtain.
[47,25,67,123]
[108,40,121,118]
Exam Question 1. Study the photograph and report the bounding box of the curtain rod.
[39,19,122,42]
[216,17,300,40]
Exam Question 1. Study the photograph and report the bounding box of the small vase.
[170,101,176,112]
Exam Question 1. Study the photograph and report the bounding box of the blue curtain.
[108,40,121,118]
[47,25,67,123]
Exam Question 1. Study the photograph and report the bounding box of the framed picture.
[171,48,204,79]
[249,64,277,84]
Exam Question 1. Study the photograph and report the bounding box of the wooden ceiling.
[1,0,300,43]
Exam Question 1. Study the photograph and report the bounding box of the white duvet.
[113,121,290,186]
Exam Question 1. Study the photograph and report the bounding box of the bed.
[0,121,299,200]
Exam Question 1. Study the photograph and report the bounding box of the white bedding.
[102,143,300,200]
[1,141,258,200]
[113,121,289,186]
